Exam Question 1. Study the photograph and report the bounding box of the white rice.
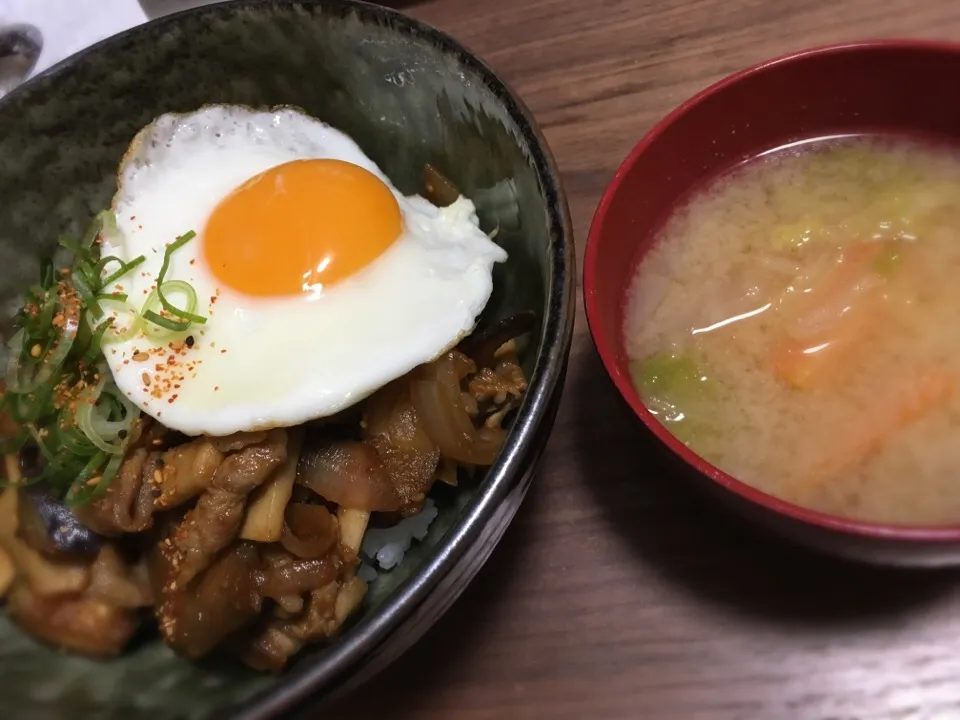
[359,498,440,576]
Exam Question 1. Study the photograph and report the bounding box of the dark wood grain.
[330,2,960,718]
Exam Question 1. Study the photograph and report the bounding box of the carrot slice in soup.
[770,242,888,389]
[798,365,955,495]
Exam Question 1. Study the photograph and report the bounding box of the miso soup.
[625,135,960,525]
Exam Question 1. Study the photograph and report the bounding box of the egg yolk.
[203,159,402,296]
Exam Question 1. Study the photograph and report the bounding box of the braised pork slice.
[165,428,286,587]
[156,541,262,659]
[74,448,161,536]
[239,577,366,671]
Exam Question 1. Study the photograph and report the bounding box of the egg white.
[99,105,507,436]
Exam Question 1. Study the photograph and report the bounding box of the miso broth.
[625,135,960,525]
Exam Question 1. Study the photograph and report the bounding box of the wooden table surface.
[333,1,960,718]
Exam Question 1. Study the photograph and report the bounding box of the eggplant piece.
[17,484,100,558]
[458,311,537,369]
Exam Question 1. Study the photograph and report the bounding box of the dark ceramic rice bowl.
[0,1,575,717]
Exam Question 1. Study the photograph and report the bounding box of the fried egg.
[99,105,507,436]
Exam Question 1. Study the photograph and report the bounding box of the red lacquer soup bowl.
[584,40,960,567]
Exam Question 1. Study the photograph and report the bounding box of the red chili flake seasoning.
[167,394,179,404]
[214,385,219,391]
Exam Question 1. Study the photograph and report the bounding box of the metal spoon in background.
[0,23,42,100]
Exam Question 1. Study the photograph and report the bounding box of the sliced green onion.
[79,213,105,251]
[97,292,128,303]
[69,450,124,505]
[5,312,79,394]
[154,231,207,326]
[58,236,82,256]
[99,314,142,345]
[26,424,55,463]
[10,382,53,424]
[44,315,79,373]
[39,258,54,289]
[92,395,137,442]
[76,401,123,454]
[53,423,96,457]
[74,365,137,455]
[142,310,190,332]
[2,209,142,507]
[5,329,26,390]
[71,268,102,318]
[141,280,200,335]
[37,290,56,330]
[96,210,118,240]
[100,254,146,288]
[66,450,109,506]
[82,317,115,363]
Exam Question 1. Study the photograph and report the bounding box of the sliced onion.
[409,353,505,466]
[297,439,403,512]
[279,503,338,559]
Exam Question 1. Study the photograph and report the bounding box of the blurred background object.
[0,22,40,98]
[0,0,421,92]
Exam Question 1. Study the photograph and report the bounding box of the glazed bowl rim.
[0,0,576,716]
[584,38,960,544]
